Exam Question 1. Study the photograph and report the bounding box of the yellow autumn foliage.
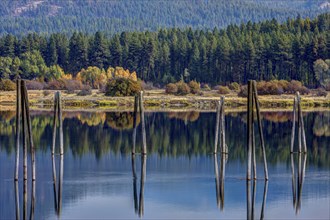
[106,66,138,81]
[76,66,138,89]
[76,66,107,89]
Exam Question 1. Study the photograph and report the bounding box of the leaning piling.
[290,92,307,154]
[15,79,21,181]
[252,81,268,180]
[139,91,147,155]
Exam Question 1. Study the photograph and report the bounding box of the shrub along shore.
[0,89,329,111]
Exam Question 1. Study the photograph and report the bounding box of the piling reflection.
[23,180,27,219]
[132,155,147,217]
[260,180,268,220]
[139,155,146,217]
[29,181,35,220]
[52,155,64,217]
[213,155,220,208]
[246,180,268,219]
[131,155,138,213]
[15,181,19,220]
[13,163,37,219]
[214,153,227,210]
[291,153,307,214]
[251,180,256,219]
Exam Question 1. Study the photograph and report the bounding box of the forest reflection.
[0,111,329,167]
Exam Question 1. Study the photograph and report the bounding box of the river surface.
[0,110,329,219]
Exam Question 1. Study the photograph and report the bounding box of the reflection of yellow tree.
[0,111,16,121]
[77,112,106,126]
[0,119,14,136]
[106,112,140,130]
[262,112,292,123]
[313,113,330,137]
[167,111,200,122]
[236,112,307,124]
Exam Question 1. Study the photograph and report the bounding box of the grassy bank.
[0,89,329,111]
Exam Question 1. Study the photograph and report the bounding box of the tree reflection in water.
[0,111,328,164]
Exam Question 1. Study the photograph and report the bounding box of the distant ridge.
[0,0,328,35]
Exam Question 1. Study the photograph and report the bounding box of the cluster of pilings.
[132,91,147,155]
[14,84,64,219]
[51,91,64,217]
[290,92,307,214]
[14,79,36,220]
[132,155,146,217]
[132,91,147,217]
[290,153,307,214]
[246,180,268,220]
[214,96,227,154]
[247,80,268,181]
[214,154,227,210]
[246,80,269,220]
[290,92,307,153]
[213,96,228,211]
[15,79,36,181]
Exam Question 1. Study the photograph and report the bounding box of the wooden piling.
[214,101,221,154]
[220,97,226,154]
[301,116,307,153]
[297,93,307,153]
[297,93,302,153]
[58,93,64,155]
[15,79,21,181]
[290,97,297,153]
[21,81,27,181]
[139,91,147,155]
[214,154,220,208]
[22,82,36,181]
[132,95,139,155]
[247,81,253,180]
[52,93,58,155]
[252,95,257,180]
[252,81,268,180]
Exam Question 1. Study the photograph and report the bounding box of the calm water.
[0,110,329,219]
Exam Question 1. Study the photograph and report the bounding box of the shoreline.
[0,90,329,111]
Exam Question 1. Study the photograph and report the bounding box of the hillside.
[0,0,329,35]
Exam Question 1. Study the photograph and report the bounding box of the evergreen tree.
[88,31,109,68]
[69,32,88,75]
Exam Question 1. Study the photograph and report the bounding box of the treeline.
[0,0,327,36]
[0,14,329,87]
